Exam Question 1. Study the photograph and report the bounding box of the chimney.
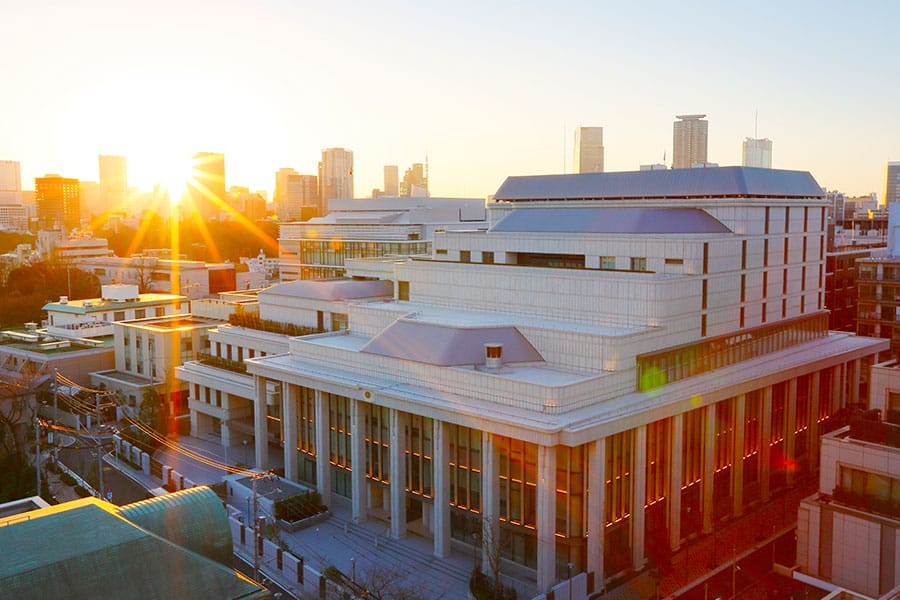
[484,343,503,370]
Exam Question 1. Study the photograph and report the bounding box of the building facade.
[741,138,773,169]
[243,167,885,594]
[277,196,487,281]
[384,165,399,196]
[35,174,80,230]
[319,148,354,206]
[574,127,605,173]
[885,161,900,206]
[189,152,226,219]
[673,114,708,169]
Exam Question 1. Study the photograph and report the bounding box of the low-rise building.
[42,284,187,328]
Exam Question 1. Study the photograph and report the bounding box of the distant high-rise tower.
[400,163,428,197]
[274,167,298,214]
[573,127,604,173]
[35,174,80,230]
[673,114,708,169]
[0,160,22,192]
[886,161,900,206]
[190,152,226,218]
[741,138,773,169]
[278,173,319,221]
[319,148,354,209]
[384,165,399,196]
[98,155,127,198]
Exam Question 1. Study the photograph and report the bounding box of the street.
[58,444,151,506]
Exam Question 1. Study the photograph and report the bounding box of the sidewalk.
[658,483,814,599]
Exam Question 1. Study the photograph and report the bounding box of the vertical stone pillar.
[760,386,773,502]
[253,376,268,471]
[809,372,821,468]
[785,379,798,487]
[481,432,500,573]
[283,384,299,482]
[702,405,716,534]
[389,408,407,539]
[669,414,684,551]
[586,438,605,583]
[314,390,331,506]
[433,419,451,558]
[850,359,861,407]
[350,398,367,524]
[632,426,647,570]
[733,394,746,517]
[536,444,557,593]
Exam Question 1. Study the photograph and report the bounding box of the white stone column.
[350,398,367,524]
[834,364,844,413]
[253,376,268,471]
[536,444,557,593]
[283,384,299,482]
[389,408,407,539]
[481,431,500,573]
[668,414,683,551]
[809,372,821,467]
[733,394,746,517]
[760,386,773,502]
[314,390,331,506]
[586,438,605,583]
[850,359,861,406]
[786,378,798,487]
[632,426,647,571]
[702,405,716,534]
[433,419,451,558]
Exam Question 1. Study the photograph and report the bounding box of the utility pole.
[52,368,59,463]
[96,392,104,500]
[35,417,41,498]
[253,474,260,582]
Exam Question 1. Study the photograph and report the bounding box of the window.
[765,207,770,234]
[703,243,709,274]
[741,240,747,270]
[740,306,745,328]
[113,311,125,321]
[740,275,746,302]
[482,251,494,264]
[702,279,708,309]
[701,314,707,336]
[665,258,684,265]
[764,239,769,267]
[135,309,146,319]
[600,256,616,269]
[784,207,790,234]
[460,250,471,263]
[630,257,647,271]
[398,281,410,301]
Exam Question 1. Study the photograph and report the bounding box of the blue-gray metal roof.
[490,207,732,234]
[361,320,543,366]
[493,167,824,201]
[260,278,394,301]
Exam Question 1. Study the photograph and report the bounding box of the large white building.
[742,137,773,169]
[278,196,487,281]
[574,127,605,173]
[231,167,887,594]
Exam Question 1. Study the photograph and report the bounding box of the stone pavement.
[658,482,815,599]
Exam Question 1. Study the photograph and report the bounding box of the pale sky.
[2,0,898,201]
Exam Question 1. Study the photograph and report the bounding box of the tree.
[139,386,165,434]
[324,563,432,600]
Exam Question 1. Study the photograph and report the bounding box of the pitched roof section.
[493,167,824,201]
[0,494,267,599]
[260,278,394,301]
[490,207,732,234]
[360,320,544,366]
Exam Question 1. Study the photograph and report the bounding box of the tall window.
[630,257,647,272]
[326,392,352,498]
[448,425,481,513]
[366,405,390,483]
[405,415,433,498]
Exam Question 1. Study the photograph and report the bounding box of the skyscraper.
[35,174,80,230]
[384,165,399,196]
[672,114,708,169]
[278,173,319,221]
[400,163,428,197]
[190,152,226,219]
[573,127,604,173]
[0,160,21,192]
[98,155,127,195]
[741,138,773,168]
[319,148,354,208]
[274,167,298,213]
[885,161,900,205]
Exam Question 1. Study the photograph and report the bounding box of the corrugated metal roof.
[0,493,268,599]
[260,278,394,301]
[489,207,732,234]
[360,320,544,366]
[493,166,824,201]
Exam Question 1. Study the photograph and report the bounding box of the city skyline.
[1,1,898,201]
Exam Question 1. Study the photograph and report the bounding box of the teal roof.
[0,490,268,599]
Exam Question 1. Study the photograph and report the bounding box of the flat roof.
[493,166,824,201]
[43,293,186,314]
[260,278,394,301]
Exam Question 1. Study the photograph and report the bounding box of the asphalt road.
[58,443,151,506]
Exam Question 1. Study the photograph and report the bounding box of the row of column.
[256,357,858,593]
